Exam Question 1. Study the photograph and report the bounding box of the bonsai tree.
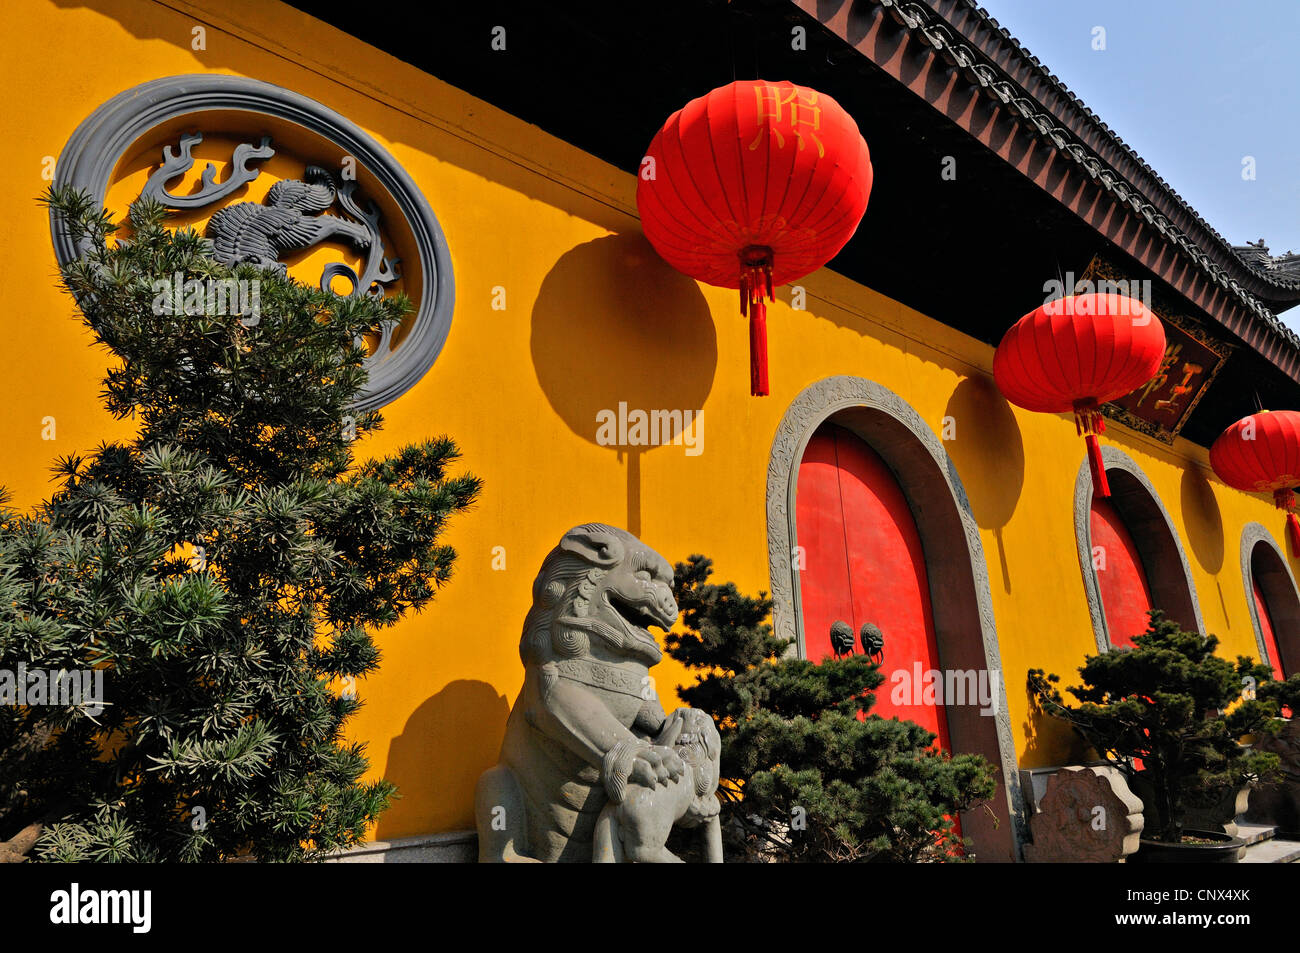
[0,189,481,862]
[1259,673,1300,720]
[1028,610,1295,844]
[665,554,996,862]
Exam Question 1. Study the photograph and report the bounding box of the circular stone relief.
[49,74,455,412]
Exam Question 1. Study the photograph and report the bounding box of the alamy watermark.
[888,663,1002,716]
[0,664,105,716]
[1043,273,1152,321]
[595,402,703,456]
[50,883,150,933]
[151,272,261,325]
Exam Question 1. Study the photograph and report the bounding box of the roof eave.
[794,0,1300,380]
[928,0,1300,307]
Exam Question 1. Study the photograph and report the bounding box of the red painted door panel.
[796,424,951,751]
[1090,498,1154,649]
[795,430,855,658]
[1252,575,1287,680]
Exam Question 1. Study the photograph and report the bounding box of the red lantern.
[1210,411,1300,552]
[637,80,873,395]
[993,293,1166,498]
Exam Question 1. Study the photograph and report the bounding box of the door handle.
[830,619,855,657]
[860,622,885,662]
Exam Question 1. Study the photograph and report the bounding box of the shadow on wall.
[531,232,716,538]
[943,375,1024,593]
[1180,466,1225,574]
[1021,685,1090,770]
[1180,465,1229,625]
[375,679,509,840]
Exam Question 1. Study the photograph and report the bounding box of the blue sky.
[977,0,1300,320]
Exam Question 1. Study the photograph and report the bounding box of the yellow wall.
[2,0,1292,840]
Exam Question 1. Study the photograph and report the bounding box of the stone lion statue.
[475,523,723,862]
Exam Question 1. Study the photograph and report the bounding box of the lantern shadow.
[1179,465,1231,624]
[1180,466,1225,575]
[530,233,717,537]
[944,375,1025,593]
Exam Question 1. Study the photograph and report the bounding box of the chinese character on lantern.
[749,84,825,157]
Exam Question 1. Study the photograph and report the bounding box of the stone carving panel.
[1024,766,1143,862]
[50,74,454,411]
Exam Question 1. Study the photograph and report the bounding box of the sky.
[976,0,1300,321]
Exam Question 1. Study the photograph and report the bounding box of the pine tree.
[666,555,996,862]
[1028,610,1297,844]
[0,189,481,862]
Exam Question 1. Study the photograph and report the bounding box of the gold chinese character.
[749,84,824,157]
[1154,362,1203,415]
[1135,343,1181,406]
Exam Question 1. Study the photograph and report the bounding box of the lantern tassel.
[1086,433,1110,499]
[1273,489,1300,554]
[1075,400,1110,498]
[749,300,769,397]
[740,246,774,397]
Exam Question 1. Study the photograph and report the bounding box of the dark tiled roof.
[1232,240,1300,279]
[874,0,1300,351]
[949,0,1300,296]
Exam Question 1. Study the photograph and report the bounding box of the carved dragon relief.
[140,132,404,363]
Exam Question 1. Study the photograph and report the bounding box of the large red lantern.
[1210,411,1300,552]
[993,292,1166,498]
[637,80,873,395]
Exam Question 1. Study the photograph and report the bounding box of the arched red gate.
[796,422,951,750]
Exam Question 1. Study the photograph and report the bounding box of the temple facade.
[5,0,1299,861]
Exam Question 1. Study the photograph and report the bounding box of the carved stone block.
[1024,766,1143,862]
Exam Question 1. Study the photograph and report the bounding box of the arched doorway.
[796,422,950,748]
[1075,446,1203,650]
[1089,498,1155,649]
[1241,524,1300,679]
[1251,572,1285,681]
[767,376,1023,862]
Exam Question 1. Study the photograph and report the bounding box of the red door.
[1252,576,1287,681]
[796,424,951,750]
[1090,498,1154,649]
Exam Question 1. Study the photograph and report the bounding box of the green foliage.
[1028,610,1294,844]
[0,189,481,861]
[666,555,997,862]
[1258,670,1300,717]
